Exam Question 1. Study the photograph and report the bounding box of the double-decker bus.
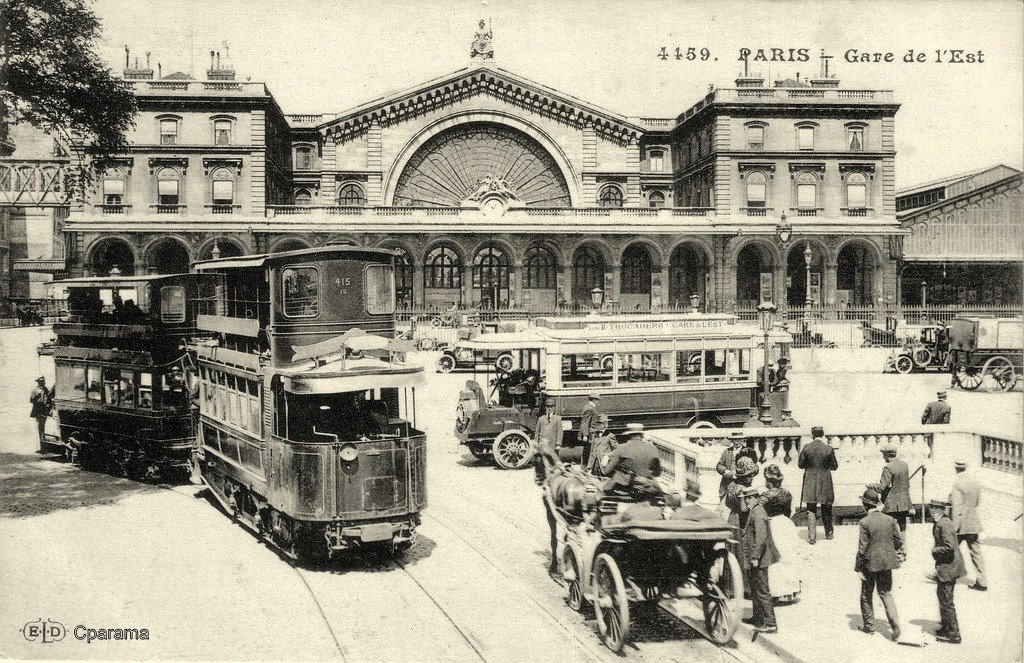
[49,274,216,480]
[192,246,426,561]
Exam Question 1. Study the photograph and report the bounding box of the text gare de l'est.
[738,48,985,64]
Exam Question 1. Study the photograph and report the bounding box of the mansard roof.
[319,65,644,144]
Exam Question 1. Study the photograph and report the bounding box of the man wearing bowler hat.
[855,486,904,640]
[739,486,779,634]
[878,443,912,533]
[950,457,987,591]
[798,426,838,544]
[922,390,951,425]
[928,499,965,643]
[578,392,602,469]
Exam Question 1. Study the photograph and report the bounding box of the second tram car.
[192,246,427,561]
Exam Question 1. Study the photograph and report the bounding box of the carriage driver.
[601,423,662,500]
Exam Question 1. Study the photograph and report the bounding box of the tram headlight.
[339,443,359,463]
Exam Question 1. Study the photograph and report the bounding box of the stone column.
[610,262,622,309]
[511,259,523,309]
[413,263,425,306]
[659,263,670,309]
[825,260,838,308]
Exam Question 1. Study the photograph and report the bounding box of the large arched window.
[424,246,461,289]
[648,190,666,208]
[293,188,312,206]
[598,184,624,208]
[338,182,366,207]
[846,172,868,211]
[746,171,768,210]
[472,245,510,309]
[621,245,652,295]
[524,246,557,289]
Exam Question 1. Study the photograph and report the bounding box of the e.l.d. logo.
[22,619,66,643]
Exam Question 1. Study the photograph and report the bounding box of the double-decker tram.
[192,246,426,561]
[49,274,216,480]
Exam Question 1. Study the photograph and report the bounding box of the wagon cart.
[544,468,743,652]
[947,317,1023,392]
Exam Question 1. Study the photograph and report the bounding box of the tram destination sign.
[583,318,733,333]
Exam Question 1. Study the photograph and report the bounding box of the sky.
[90,0,1023,189]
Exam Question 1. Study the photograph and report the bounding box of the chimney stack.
[123,45,154,79]
[809,49,840,87]
[206,45,236,80]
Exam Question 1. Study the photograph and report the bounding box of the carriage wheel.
[701,550,742,645]
[983,356,1017,392]
[955,365,983,391]
[593,553,630,652]
[688,418,717,430]
[491,430,533,470]
[494,352,516,374]
[436,354,456,373]
[894,355,914,374]
[564,549,589,612]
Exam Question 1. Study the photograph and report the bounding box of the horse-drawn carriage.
[948,317,1023,392]
[543,467,743,651]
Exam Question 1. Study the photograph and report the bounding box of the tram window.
[86,367,102,401]
[617,353,671,383]
[727,349,752,381]
[247,380,261,433]
[162,368,187,410]
[102,367,120,405]
[137,373,153,408]
[560,354,612,386]
[365,264,396,315]
[675,350,703,383]
[160,286,186,323]
[282,266,319,318]
[704,350,728,382]
[57,365,87,401]
[119,371,135,409]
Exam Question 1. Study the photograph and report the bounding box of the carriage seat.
[600,502,734,540]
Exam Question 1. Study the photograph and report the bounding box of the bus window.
[728,349,752,381]
[56,364,88,401]
[365,264,396,315]
[282,266,319,318]
[704,350,728,382]
[137,373,154,408]
[247,380,261,433]
[675,349,703,383]
[617,353,671,383]
[160,286,186,323]
[102,367,120,405]
[119,370,136,409]
[86,367,102,401]
[561,354,612,387]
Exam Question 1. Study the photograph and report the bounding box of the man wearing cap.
[950,457,987,591]
[739,486,779,634]
[798,426,839,544]
[855,487,904,640]
[602,423,661,499]
[776,408,801,464]
[578,392,603,469]
[928,499,966,644]
[878,444,912,533]
[760,464,792,518]
[29,376,54,453]
[586,414,616,475]
[725,456,759,527]
[922,390,951,425]
[534,396,564,484]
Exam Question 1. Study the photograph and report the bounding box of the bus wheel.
[436,354,456,373]
[494,352,516,374]
[492,429,534,470]
[688,418,718,430]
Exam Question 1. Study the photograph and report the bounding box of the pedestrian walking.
[798,426,838,544]
[878,444,912,532]
[855,487,904,641]
[585,414,616,475]
[928,499,965,644]
[760,464,792,518]
[739,486,779,634]
[534,396,563,484]
[950,457,987,591]
[578,392,602,469]
[29,376,54,452]
[921,390,951,424]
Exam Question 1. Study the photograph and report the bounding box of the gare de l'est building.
[62,39,910,313]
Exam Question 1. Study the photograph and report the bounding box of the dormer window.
[747,125,764,150]
[213,119,232,145]
[648,150,664,172]
[159,118,179,145]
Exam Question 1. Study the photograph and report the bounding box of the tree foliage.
[1,0,137,156]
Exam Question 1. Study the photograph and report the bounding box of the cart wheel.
[702,550,742,645]
[983,356,1017,392]
[564,548,589,612]
[494,352,516,374]
[436,354,456,373]
[491,429,534,470]
[913,347,933,367]
[593,553,630,653]
[894,355,914,374]
[955,365,983,391]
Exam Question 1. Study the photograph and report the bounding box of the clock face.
[482,197,505,218]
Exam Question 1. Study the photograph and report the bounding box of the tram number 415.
[658,47,713,61]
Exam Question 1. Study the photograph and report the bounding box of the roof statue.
[471,20,493,60]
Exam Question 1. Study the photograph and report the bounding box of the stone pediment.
[319,66,643,144]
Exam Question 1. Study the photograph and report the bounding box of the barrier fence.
[981,435,1024,475]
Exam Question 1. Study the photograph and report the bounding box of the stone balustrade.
[981,435,1024,474]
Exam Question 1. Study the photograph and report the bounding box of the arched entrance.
[423,245,463,308]
[88,238,135,276]
[837,241,877,307]
[620,243,653,310]
[522,245,559,310]
[572,246,606,308]
[736,243,775,308]
[471,245,511,309]
[668,243,710,308]
[146,238,190,275]
[786,242,826,307]
[379,244,415,308]
[199,239,244,261]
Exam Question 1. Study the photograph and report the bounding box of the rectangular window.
[295,148,313,170]
[102,367,120,405]
[86,367,102,401]
[675,350,703,383]
[162,370,187,411]
[798,126,814,150]
[703,350,728,382]
[727,349,752,381]
[137,373,153,408]
[616,353,671,383]
[103,179,124,206]
[747,183,766,207]
[119,370,136,409]
[560,354,613,387]
[160,285,186,323]
[365,264,396,315]
[214,120,232,145]
[649,152,664,172]
[282,266,319,318]
[212,179,234,204]
[160,119,178,145]
[56,365,88,401]
[797,183,816,208]
[848,127,864,151]
[748,126,764,150]
[848,184,867,208]
[158,178,179,205]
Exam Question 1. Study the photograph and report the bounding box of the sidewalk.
[738,518,1022,663]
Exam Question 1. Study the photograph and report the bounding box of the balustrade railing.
[981,436,1023,474]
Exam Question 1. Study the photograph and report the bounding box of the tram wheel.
[894,355,914,374]
[491,429,534,470]
[701,549,742,645]
[983,356,1017,392]
[593,553,630,653]
[564,548,589,613]
[955,365,983,391]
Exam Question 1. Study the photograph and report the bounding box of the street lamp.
[590,287,604,312]
[756,301,777,420]
[776,211,792,245]
[803,242,814,322]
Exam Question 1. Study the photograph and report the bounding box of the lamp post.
[803,242,813,321]
[590,287,604,313]
[756,301,777,422]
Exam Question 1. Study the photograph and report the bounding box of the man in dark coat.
[739,486,779,633]
[603,423,660,499]
[586,414,616,475]
[855,487,904,640]
[578,392,602,469]
[534,396,564,484]
[921,390,951,424]
[928,499,966,644]
[29,376,54,453]
[798,426,838,544]
[878,444,913,532]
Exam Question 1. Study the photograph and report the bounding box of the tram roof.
[54,274,194,287]
[279,356,425,394]
[193,245,399,271]
[462,324,792,348]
